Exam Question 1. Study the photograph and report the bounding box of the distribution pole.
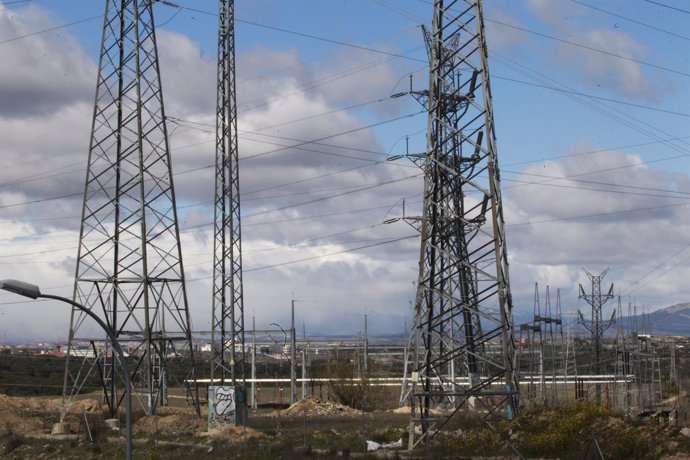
[251,315,257,411]
[291,299,297,404]
[63,0,198,417]
[363,313,369,374]
[302,345,307,400]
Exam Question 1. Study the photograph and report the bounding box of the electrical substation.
[3,0,690,458]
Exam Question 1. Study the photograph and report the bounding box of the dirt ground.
[0,394,411,459]
[3,393,690,459]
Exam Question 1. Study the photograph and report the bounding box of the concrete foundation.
[51,422,69,435]
[105,418,120,431]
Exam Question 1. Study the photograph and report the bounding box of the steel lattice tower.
[402,0,518,447]
[63,0,198,417]
[578,268,614,405]
[211,0,245,386]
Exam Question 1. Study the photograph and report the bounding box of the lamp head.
[0,279,41,299]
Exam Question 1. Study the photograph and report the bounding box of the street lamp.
[0,279,132,460]
[270,322,297,404]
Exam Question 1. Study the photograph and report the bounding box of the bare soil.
[3,393,690,459]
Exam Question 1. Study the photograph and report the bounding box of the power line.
[0,14,102,45]
[506,200,690,228]
[620,242,690,295]
[644,0,690,15]
[244,234,417,273]
[505,176,690,200]
[569,0,690,42]
[242,173,421,219]
[503,136,690,168]
[176,4,427,63]
[373,0,427,23]
[0,108,422,210]
[488,17,690,79]
[238,53,418,115]
[494,75,690,118]
[493,51,690,156]
[504,169,690,200]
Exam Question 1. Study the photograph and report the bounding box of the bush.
[327,350,391,411]
[517,402,611,457]
[3,431,25,454]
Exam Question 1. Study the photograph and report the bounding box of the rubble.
[132,413,205,436]
[273,396,358,416]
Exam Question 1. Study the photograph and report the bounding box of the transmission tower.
[614,297,632,415]
[210,0,245,386]
[552,288,566,405]
[397,0,518,447]
[62,0,198,417]
[578,268,614,405]
[543,286,562,407]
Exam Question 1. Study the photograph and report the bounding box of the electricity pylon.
[395,0,518,447]
[63,0,198,417]
[211,0,246,386]
[614,297,632,415]
[578,268,614,405]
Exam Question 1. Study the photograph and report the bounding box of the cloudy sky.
[1,0,690,341]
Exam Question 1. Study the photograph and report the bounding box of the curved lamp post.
[270,322,297,404]
[0,279,132,460]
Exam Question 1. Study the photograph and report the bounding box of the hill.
[624,302,690,336]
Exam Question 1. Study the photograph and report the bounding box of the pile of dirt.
[0,395,57,436]
[273,397,358,416]
[68,399,104,414]
[133,412,205,436]
[0,409,44,436]
[0,394,103,415]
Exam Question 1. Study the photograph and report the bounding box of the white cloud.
[485,9,529,51]
[558,29,659,101]
[505,147,690,314]
[527,0,581,27]
[0,5,95,117]
[0,4,420,340]
[2,2,688,343]
[157,30,216,117]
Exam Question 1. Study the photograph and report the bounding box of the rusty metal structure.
[397,0,518,447]
[63,0,198,417]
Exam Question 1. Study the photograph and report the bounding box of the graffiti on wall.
[208,385,246,431]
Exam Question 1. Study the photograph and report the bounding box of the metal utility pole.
[363,313,369,374]
[533,284,546,407]
[251,315,257,410]
[578,269,614,405]
[394,0,518,447]
[614,297,631,415]
[553,289,565,405]
[211,0,246,387]
[290,299,297,404]
[63,0,198,417]
[518,284,543,410]
[543,286,561,406]
[564,312,579,402]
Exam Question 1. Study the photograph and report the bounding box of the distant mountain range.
[619,302,690,336]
